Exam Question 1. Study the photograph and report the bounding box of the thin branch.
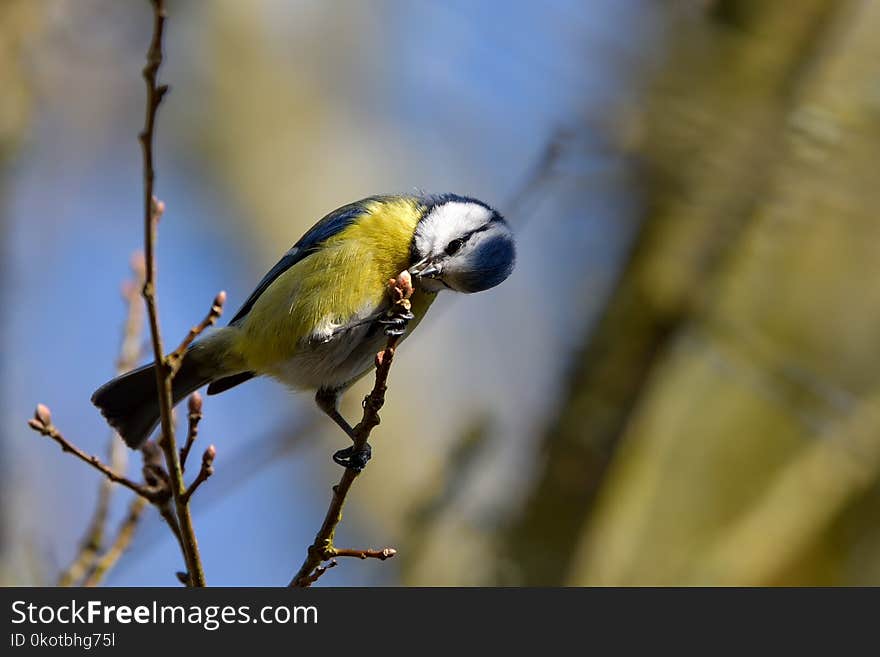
[182,445,216,504]
[167,291,226,375]
[298,559,338,586]
[138,0,207,587]
[331,547,397,560]
[30,0,218,589]
[28,406,164,504]
[158,502,186,558]
[140,439,187,560]
[180,392,202,470]
[108,415,320,565]
[82,496,148,587]
[289,272,413,587]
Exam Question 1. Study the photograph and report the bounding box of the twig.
[28,405,164,504]
[57,254,146,586]
[30,0,219,589]
[289,272,412,587]
[139,439,187,563]
[106,415,320,565]
[299,559,338,586]
[182,445,216,504]
[138,0,207,587]
[158,502,186,556]
[332,547,397,560]
[180,392,202,470]
[82,496,148,587]
[167,291,226,375]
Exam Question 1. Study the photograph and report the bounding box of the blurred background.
[2,0,880,586]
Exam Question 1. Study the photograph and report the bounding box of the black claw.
[332,443,372,471]
[379,310,414,321]
[378,310,416,324]
[379,313,412,336]
[378,309,414,337]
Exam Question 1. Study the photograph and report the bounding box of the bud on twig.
[188,391,203,415]
[34,403,52,429]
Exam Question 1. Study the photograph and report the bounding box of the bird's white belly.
[270,321,391,392]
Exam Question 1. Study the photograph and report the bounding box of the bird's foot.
[332,442,372,471]
[378,310,414,337]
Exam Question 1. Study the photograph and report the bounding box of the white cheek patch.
[414,202,493,257]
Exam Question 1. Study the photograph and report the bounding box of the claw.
[332,443,372,471]
[376,298,415,337]
[378,312,414,325]
[379,309,414,336]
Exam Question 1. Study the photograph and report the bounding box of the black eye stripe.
[446,225,492,254]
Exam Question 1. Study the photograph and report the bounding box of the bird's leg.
[315,388,372,471]
[315,388,357,440]
[314,283,415,471]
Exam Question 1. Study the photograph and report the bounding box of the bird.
[91,193,516,467]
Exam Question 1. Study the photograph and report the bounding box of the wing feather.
[228,196,395,324]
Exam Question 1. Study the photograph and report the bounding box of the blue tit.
[92,193,516,457]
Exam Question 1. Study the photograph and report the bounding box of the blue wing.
[227,196,395,325]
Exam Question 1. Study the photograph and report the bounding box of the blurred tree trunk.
[504,0,874,585]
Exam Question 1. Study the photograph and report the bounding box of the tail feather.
[91,353,212,449]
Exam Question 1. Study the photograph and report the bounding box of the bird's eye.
[445,238,465,255]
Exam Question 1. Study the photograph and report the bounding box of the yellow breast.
[233,197,433,372]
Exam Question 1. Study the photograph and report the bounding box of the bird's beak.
[409,258,441,279]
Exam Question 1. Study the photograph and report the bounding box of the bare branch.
[28,405,163,504]
[332,547,397,561]
[298,559,338,586]
[289,272,412,587]
[31,0,218,589]
[139,439,186,557]
[167,291,226,376]
[138,0,206,587]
